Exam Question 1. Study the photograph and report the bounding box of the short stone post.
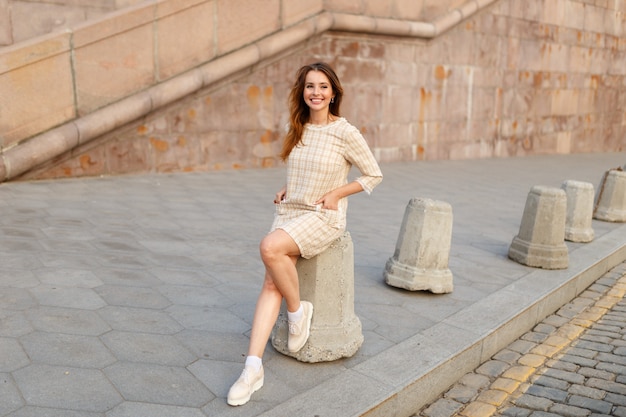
[508,186,568,269]
[561,180,594,242]
[271,232,363,363]
[383,198,453,293]
[594,169,626,222]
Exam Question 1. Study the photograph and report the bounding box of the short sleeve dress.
[271,117,383,259]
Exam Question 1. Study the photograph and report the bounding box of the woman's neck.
[309,111,335,126]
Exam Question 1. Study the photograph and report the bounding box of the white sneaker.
[288,301,313,353]
[227,365,264,406]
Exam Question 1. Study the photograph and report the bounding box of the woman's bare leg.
[247,229,300,358]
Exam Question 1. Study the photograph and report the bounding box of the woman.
[227,62,383,406]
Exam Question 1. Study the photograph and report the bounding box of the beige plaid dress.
[271,117,383,259]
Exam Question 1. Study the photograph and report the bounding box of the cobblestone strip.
[414,261,626,417]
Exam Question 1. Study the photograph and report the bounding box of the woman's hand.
[274,186,287,204]
[314,191,340,210]
[314,181,366,210]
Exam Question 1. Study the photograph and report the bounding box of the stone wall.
[0,0,479,47]
[328,0,467,21]
[0,0,324,152]
[1,0,625,181]
[0,0,143,45]
[0,0,11,46]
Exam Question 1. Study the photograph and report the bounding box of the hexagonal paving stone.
[98,306,183,334]
[25,306,111,336]
[20,332,116,368]
[107,401,207,417]
[0,288,37,311]
[29,286,106,310]
[105,362,213,407]
[13,364,122,412]
[0,373,24,415]
[6,406,102,417]
[0,310,33,337]
[95,285,171,309]
[101,331,195,366]
[34,268,103,288]
[0,337,30,372]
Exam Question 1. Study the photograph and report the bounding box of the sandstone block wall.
[0,0,323,152]
[0,0,12,46]
[1,0,625,181]
[0,0,492,47]
[1,0,143,45]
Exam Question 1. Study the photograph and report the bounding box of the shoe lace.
[288,321,300,335]
[240,368,251,384]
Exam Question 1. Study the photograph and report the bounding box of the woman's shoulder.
[334,117,351,127]
[330,117,360,134]
[335,118,366,143]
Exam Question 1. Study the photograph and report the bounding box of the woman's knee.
[260,230,300,266]
[259,236,278,264]
[260,232,287,261]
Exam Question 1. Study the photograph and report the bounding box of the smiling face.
[303,70,335,115]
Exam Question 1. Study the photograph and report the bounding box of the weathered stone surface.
[216,0,280,54]
[72,4,155,115]
[2,0,626,181]
[0,0,12,46]
[594,169,626,222]
[384,198,453,293]
[271,232,363,362]
[0,31,75,148]
[508,186,568,269]
[155,1,216,81]
[562,180,595,242]
[281,0,322,26]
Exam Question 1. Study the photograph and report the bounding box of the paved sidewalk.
[416,261,626,417]
[0,152,625,417]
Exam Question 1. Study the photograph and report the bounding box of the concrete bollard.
[594,169,626,222]
[383,198,453,293]
[508,186,568,269]
[271,232,363,363]
[561,180,595,242]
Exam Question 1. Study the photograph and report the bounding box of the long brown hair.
[279,62,343,161]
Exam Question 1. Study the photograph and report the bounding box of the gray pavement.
[417,261,626,417]
[0,152,625,417]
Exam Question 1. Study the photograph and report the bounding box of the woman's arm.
[344,127,383,195]
[314,181,364,210]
